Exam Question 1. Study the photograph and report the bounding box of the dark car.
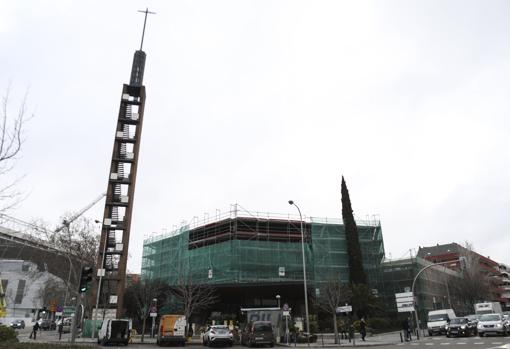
[447,317,477,337]
[10,320,25,329]
[241,321,274,347]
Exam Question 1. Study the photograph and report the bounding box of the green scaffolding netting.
[141,219,385,288]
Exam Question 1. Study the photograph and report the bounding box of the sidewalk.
[277,331,403,347]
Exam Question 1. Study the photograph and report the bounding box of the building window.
[14,280,26,304]
[21,264,29,272]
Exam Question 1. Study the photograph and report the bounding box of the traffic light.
[79,266,94,293]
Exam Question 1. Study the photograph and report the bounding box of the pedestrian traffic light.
[79,266,94,293]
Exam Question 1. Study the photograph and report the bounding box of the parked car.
[98,319,131,346]
[39,318,56,331]
[157,314,187,346]
[241,321,274,347]
[9,320,25,329]
[446,317,477,337]
[57,318,72,333]
[203,325,233,347]
[477,313,509,337]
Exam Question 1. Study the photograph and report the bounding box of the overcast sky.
[2,1,510,272]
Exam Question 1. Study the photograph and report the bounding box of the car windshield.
[450,318,468,324]
[480,314,501,322]
[254,323,272,332]
[429,314,448,322]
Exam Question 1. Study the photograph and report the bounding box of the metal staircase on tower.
[93,9,154,319]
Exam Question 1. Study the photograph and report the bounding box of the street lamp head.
[153,298,157,302]
[276,295,281,299]
[288,200,294,205]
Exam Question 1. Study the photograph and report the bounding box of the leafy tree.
[341,176,367,285]
[349,283,382,319]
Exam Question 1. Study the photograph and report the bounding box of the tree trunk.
[333,314,339,344]
[141,309,147,343]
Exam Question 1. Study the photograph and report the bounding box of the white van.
[98,319,131,346]
[427,309,456,335]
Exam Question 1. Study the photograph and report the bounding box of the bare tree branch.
[314,279,351,343]
[0,84,33,213]
[171,272,218,336]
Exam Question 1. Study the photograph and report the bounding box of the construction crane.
[55,193,106,233]
[0,192,106,238]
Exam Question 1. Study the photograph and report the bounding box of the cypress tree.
[341,176,367,285]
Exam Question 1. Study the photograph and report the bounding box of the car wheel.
[446,334,450,338]
[248,339,253,347]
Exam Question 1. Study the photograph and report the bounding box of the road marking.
[440,343,451,345]
[474,343,485,345]
[492,343,503,345]
[425,343,435,346]
[456,343,467,345]
[410,343,419,346]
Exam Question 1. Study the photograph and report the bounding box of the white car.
[203,325,233,347]
[477,314,509,337]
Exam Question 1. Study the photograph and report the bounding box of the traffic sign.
[336,305,352,313]
[395,292,413,299]
[397,302,414,312]
[283,303,289,311]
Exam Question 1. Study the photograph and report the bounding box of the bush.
[0,324,18,343]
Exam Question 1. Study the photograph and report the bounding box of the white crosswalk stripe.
[425,343,434,346]
[440,343,451,345]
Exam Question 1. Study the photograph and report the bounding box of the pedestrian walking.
[58,321,63,340]
[402,317,411,341]
[30,321,40,340]
[360,318,367,341]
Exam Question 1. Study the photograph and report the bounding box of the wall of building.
[142,218,384,289]
[0,259,63,324]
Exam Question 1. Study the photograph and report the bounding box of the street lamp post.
[151,298,158,338]
[288,200,310,346]
[92,219,107,340]
[276,295,281,343]
[411,258,461,340]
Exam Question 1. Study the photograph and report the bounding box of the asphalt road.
[393,335,510,349]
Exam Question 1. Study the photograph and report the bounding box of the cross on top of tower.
[138,7,156,51]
